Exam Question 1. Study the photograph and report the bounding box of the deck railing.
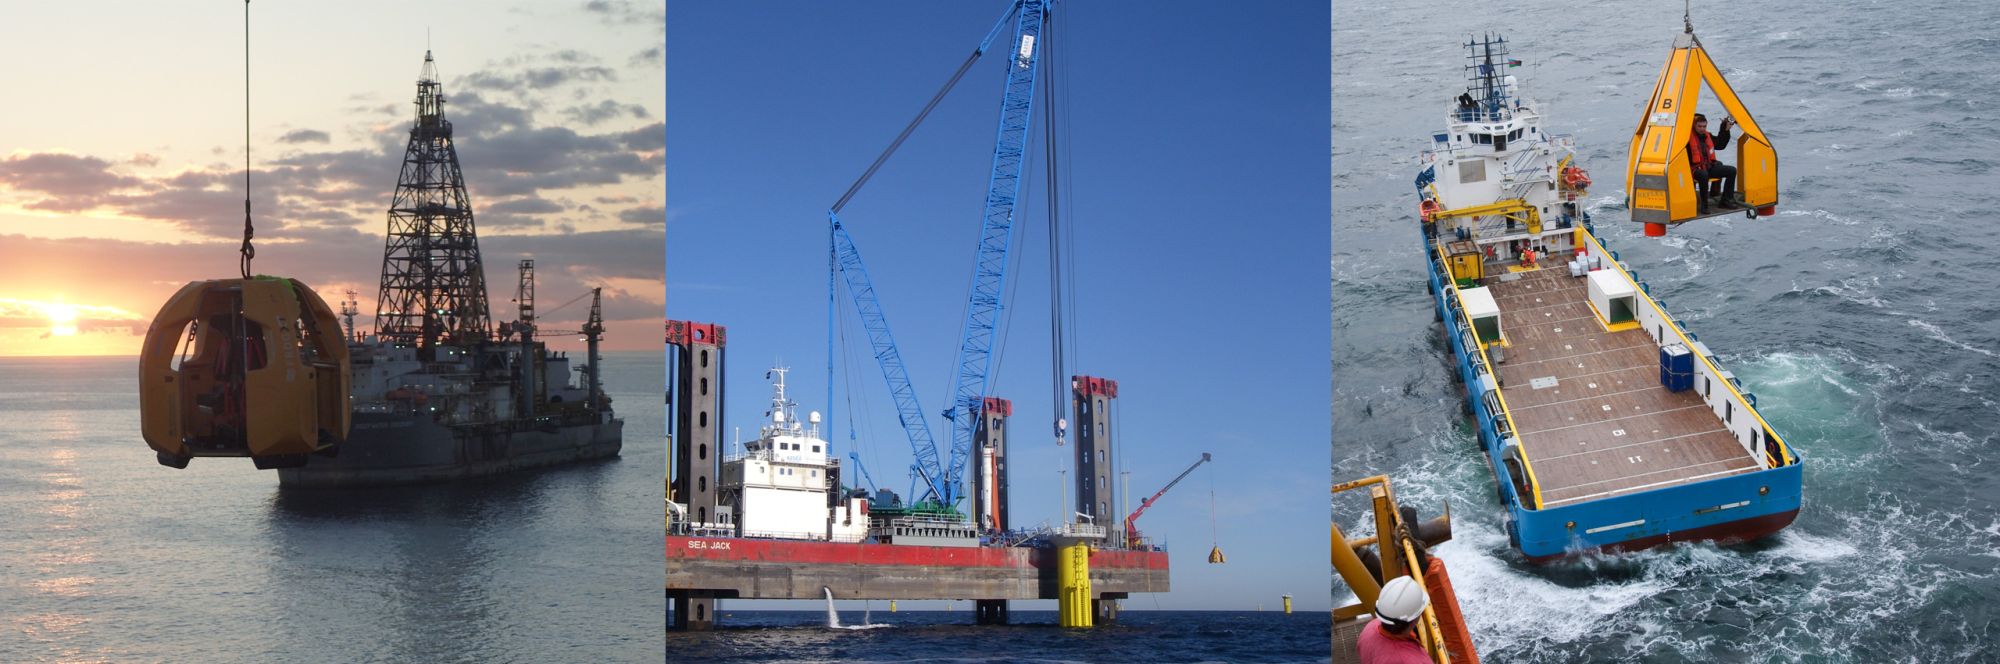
[1432,243,1547,510]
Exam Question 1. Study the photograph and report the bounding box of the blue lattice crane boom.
[830,223,946,502]
[826,0,1048,510]
[941,0,1045,510]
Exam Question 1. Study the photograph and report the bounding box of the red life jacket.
[1689,131,1715,170]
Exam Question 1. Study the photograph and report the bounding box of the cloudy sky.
[0,1,663,356]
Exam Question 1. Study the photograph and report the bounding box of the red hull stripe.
[667,536,1169,571]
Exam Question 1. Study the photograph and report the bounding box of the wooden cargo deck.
[1481,268,1759,507]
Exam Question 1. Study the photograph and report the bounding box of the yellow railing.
[1329,475,1454,664]
[1577,228,1795,467]
[1432,243,1546,510]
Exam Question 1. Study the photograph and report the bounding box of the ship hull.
[666,535,1169,600]
[1424,224,1803,561]
[276,412,622,488]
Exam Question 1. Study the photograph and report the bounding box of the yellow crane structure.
[1331,475,1475,664]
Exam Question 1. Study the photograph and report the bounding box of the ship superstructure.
[716,368,870,542]
[1415,35,1800,561]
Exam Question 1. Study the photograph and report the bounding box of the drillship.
[1414,35,1800,561]
[276,52,623,487]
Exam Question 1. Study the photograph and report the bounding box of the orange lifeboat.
[1561,165,1592,190]
[139,277,350,469]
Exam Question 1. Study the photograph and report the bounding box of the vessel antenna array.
[1462,33,1513,113]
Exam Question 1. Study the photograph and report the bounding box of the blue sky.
[668,1,1327,611]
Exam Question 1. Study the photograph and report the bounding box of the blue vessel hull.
[1422,224,1802,561]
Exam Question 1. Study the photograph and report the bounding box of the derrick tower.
[374,51,492,353]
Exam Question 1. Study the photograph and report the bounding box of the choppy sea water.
[668,610,1331,663]
[1334,0,2000,662]
[0,352,664,662]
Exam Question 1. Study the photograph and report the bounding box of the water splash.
[822,587,891,631]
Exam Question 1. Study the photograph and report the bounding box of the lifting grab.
[1626,16,1777,237]
[138,0,352,471]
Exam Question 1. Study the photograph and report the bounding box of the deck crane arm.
[826,0,1047,510]
[1123,452,1212,549]
[847,451,881,495]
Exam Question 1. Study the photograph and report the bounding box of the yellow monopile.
[1627,30,1777,236]
[1057,541,1094,628]
[140,277,351,470]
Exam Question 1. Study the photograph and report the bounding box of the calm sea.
[669,609,1331,663]
[0,352,664,662]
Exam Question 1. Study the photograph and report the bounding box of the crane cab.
[139,277,350,470]
[1627,32,1778,236]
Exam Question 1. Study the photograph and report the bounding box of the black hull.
[276,412,623,488]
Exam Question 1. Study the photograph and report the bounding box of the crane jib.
[942,0,1045,509]
[830,219,946,504]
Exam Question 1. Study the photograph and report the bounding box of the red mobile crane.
[1124,452,1214,553]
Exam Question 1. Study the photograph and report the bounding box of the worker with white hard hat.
[1358,576,1434,664]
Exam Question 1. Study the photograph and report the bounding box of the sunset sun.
[0,296,144,355]
[43,302,79,337]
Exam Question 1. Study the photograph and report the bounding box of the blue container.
[1660,344,1695,392]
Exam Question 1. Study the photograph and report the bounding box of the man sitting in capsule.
[1689,113,1739,213]
[191,313,266,446]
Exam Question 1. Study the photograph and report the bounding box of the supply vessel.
[1414,35,1800,561]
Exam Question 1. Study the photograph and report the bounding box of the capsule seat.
[139,277,350,469]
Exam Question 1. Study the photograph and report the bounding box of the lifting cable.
[1043,9,1068,448]
[240,0,255,279]
[831,4,1021,214]
[1208,460,1218,543]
